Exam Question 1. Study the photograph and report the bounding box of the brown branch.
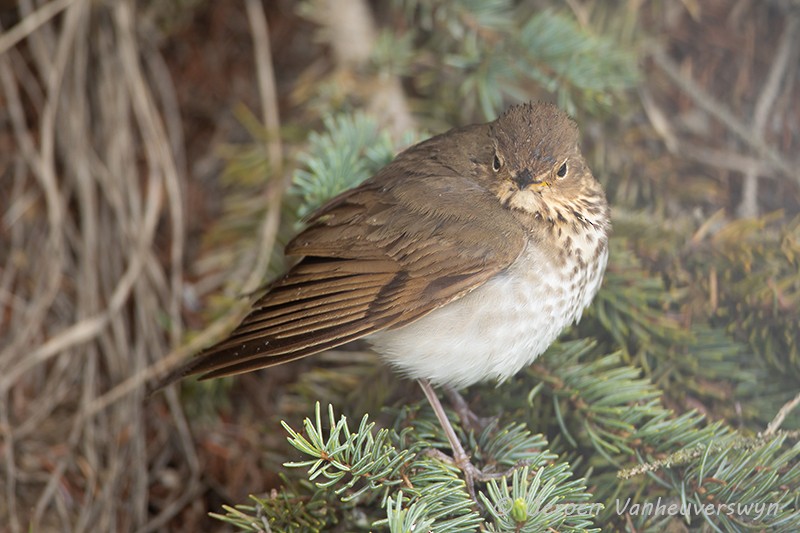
[647,44,798,188]
[242,0,285,295]
[0,0,74,55]
[764,390,800,436]
[738,14,800,217]
[640,86,784,178]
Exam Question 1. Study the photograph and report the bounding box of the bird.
[157,101,610,490]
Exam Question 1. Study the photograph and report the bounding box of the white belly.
[367,242,607,388]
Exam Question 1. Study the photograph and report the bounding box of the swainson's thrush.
[159,102,610,489]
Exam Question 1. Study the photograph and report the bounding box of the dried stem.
[0,0,193,529]
[647,44,798,188]
[739,14,799,216]
[765,390,800,436]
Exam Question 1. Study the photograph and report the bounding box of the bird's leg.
[418,378,482,500]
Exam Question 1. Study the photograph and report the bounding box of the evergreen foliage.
[205,2,799,531]
[292,114,401,217]
[393,2,637,118]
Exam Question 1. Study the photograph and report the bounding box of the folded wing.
[177,132,526,381]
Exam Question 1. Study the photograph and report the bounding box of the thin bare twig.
[2,0,195,529]
[738,14,800,217]
[245,0,282,169]
[0,35,65,380]
[648,44,798,187]
[641,86,784,179]
[242,0,285,295]
[0,390,20,533]
[0,0,75,55]
[765,390,800,436]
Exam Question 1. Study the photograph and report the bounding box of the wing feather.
[168,124,527,384]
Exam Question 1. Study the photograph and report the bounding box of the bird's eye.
[492,154,502,172]
[556,161,568,178]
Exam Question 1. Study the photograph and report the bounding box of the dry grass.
[0,1,282,530]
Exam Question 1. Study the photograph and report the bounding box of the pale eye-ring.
[556,161,568,178]
[492,154,502,172]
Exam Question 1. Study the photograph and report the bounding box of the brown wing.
[175,129,526,382]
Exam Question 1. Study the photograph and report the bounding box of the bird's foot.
[423,448,529,503]
[422,448,483,502]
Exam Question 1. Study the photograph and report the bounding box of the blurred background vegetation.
[1,0,798,531]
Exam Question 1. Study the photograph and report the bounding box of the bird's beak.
[512,169,548,190]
